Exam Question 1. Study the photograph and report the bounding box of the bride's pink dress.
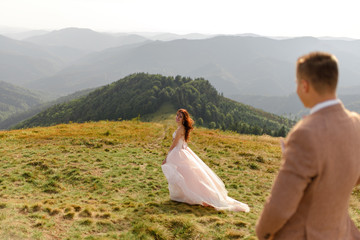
[161,129,250,212]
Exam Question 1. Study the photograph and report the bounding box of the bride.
[161,109,250,212]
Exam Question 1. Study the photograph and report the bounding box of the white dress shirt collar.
[310,99,341,115]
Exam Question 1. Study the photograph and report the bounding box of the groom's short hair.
[297,52,338,94]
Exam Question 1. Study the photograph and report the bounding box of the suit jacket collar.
[310,99,342,115]
[309,101,345,118]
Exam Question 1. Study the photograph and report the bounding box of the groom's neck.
[306,92,337,108]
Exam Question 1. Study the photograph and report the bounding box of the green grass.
[0,119,359,239]
[141,102,177,123]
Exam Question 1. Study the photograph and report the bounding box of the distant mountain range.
[24,28,149,52]
[1,27,360,123]
[19,33,360,98]
[2,28,360,97]
[0,34,66,86]
[0,28,149,88]
[1,29,49,40]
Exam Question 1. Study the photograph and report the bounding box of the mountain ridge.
[22,35,360,97]
[24,27,150,52]
[0,34,67,85]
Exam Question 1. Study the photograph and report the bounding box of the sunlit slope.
[0,120,359,239]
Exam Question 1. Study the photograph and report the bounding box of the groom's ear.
[301,79,310,93]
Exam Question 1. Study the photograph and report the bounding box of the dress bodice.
[173,128,187,149]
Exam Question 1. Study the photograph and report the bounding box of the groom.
[256,52,360,240]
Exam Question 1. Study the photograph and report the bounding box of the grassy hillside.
[1,120,360,239]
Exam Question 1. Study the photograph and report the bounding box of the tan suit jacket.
[256,103,360,240]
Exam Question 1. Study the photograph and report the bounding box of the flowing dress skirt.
[162,143,250,212]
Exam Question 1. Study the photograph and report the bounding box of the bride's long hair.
[178,109,194,142]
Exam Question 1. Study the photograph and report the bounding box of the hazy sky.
[1,0,360,38]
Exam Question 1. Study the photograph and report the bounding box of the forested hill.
[15,73,294,136]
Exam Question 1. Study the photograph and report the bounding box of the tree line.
[15,73,294,136]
